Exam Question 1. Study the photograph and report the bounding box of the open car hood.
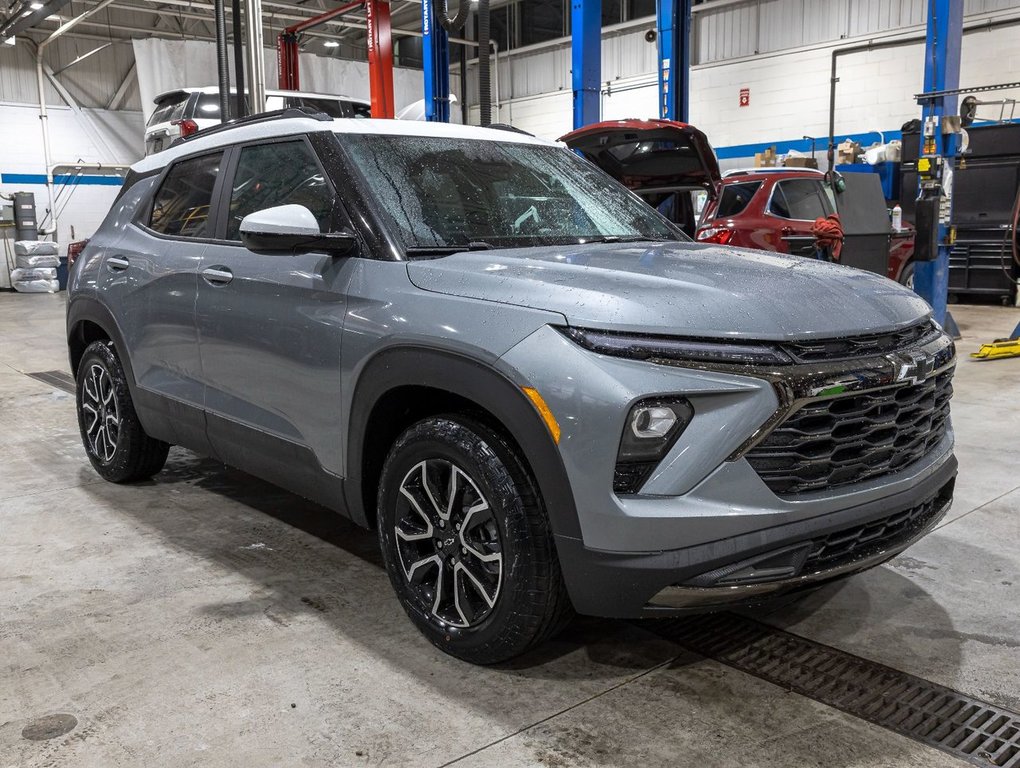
[559,119,721,197]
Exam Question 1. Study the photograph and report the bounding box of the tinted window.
[288,96,344,118]
[716,181,762,217]
[195,93,224,120]
[226,140,334,241]
[149,152,223,237]
[346,101,372,118]
[147,92,189,127]
[769,179,830,220]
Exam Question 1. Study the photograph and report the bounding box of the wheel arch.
[345,346,581,540]
[67,298,136,387]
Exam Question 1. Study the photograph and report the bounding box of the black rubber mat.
[26,370,76,394]
[657,613,1020,767]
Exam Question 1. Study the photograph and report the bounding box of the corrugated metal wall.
[0,36,140,110]
[465,0,1020,105]
[695,0,1020,64]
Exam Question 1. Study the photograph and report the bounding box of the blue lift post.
[655,0,692,122]
[422,0,451,122]
[571,0,601,129]
[913,0,964,327]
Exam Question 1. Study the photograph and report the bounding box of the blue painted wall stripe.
[1,173,124,186]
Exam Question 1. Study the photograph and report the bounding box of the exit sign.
[739,88,750,107]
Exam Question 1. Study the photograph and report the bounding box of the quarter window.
[226,140,335,241]
[716,181,762,218]
[769,179,832,220]
[149,152,223,238]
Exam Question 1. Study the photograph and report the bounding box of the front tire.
[76,340,170,483]
[377,416,571,664]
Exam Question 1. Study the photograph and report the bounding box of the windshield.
[340,135,681,252]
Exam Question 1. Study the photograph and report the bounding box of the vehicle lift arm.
[569,0,691,130]
[912,0,963,327]
[277,0,394,118]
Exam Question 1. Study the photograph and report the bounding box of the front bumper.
[554,456,955,618]
[499,322,958,618]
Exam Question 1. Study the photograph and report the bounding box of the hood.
[406,241,932,341]
[559,120,721,197]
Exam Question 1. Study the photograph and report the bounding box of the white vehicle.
[143,86,371,155]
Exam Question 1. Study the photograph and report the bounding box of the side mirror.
[239,204,358,256]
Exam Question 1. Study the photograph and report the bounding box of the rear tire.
[76,340,170,483]
[377,415,572,664]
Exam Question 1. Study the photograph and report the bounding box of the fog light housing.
[614,398,694,494]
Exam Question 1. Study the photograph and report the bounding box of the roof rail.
[488,123,535,137]
[722,167,824,177]
[171,106,332,148]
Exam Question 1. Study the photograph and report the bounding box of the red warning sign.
[739,88,750,107]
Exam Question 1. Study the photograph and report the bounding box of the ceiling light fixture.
[323,40,339,47]
[30,2,45,8]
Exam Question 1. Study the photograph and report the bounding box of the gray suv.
[67,111,957,664]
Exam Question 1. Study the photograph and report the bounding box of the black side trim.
[206,412,347,515]
[345,346,581,538]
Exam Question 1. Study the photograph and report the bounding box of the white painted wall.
[0,103,144,248]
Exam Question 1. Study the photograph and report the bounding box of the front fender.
[344,346,581,540]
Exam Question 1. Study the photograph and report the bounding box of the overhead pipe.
[477,0,491,125]
[232,0,246,118]
[214,0,231,119]
[244,0,267,113]
[34,0,117,238]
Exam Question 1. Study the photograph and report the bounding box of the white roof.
[154,86,369,104]
[132,117,557,173]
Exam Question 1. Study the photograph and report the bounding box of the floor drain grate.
[25,370,76,394]
[656,613,1020,767]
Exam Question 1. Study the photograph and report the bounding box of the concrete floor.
[1,291,1018,768]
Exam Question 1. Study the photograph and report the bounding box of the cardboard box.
[754,147,777,167]
[836,139,862,165]
[783,156,819,169]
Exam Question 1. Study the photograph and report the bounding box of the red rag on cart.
[811,214,844,261]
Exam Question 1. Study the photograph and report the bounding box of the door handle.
[201,266,233,285]
[107,256,130,270]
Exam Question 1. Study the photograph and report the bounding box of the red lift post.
[277,0,394,118]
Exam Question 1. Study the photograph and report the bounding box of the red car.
[697,169,915,286]
[561,121,913,286]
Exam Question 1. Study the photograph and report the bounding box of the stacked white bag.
[12,241,60,293]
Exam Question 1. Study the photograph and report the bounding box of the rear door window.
[225,139,335,241]
[769,179,831,220]
[716,181,762,217]
[148,152,224,238]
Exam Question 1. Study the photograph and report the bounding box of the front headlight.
[558,326,793,366]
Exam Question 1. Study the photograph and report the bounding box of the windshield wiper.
[405,241,495,258]
[580,235,673,244]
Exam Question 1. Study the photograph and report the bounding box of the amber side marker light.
[521,386,561,444]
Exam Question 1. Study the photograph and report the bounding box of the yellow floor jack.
[971,321,1020,360]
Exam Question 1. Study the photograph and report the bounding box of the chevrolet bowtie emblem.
[889,351,935,385]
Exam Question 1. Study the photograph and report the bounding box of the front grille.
[803,480,952,573]
[782,320,938,363]
[747,369,953,495]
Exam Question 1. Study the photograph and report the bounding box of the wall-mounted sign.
[739,87,750,107]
